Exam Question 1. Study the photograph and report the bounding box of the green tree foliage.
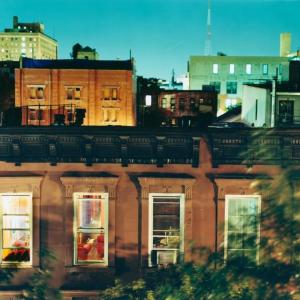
[22,248,62,300]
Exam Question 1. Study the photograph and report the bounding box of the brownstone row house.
[0,126,298,299]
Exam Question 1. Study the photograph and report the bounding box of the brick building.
[158,90,217,127]
[15,58,136,126]
[0,126,298,298]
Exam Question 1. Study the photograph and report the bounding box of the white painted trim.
[224,195,261,263]
[148,193,185,267]
[73,193,109,266]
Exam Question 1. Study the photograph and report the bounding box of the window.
[0,194,32,265]
[225,195,261,263]
[213,64,219,74]
[28,109,44,121]
[149,194,184,267]
[190,98,197,112]
[209,81,221,93]
[28,86,44,100]
[66,87,81,100]
[74,193,108,265]
[145,95,152,107]
[103,87,119,100]
[179,98,185,111]
[229,64,235,74]
[225,98,237,108]
[161,98,170,109]
[262,64,268,75]
[226,81,237,94]
[246,64,252,74]
[170,98,176,112]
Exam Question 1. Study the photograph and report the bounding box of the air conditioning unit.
[156,250,177,265]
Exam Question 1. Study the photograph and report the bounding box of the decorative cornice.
[60,176,119,198]
[0,176,43,198]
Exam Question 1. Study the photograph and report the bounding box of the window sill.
[65,265,112,273]
[0,263,33,269]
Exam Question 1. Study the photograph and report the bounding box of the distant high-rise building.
[0,16,57,61]
[280,32,291,57]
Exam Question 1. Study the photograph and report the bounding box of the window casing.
[73,193,108,265]
[0,193,32,265]
[226,81,237,94]
[224,195,261,263]
[148,193,184,267]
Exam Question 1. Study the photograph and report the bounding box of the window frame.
[0,193,33,266]
[148,193,185,267]
[224,194,261,263]
[73,192,109,266]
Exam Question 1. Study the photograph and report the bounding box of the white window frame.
[229,64,235,74]
[0,193,33,266]
[224,195,261,263]
[148,193,185,267]
[73,192,109,266]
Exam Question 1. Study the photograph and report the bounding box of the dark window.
[179,98,185,111]
[170,98,176,112]
[209,81,221,93]
[226,82,237,94]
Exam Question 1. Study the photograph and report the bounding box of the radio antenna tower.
[204,0,212,55]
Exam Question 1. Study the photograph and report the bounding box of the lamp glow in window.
[213,64,219,74]
[149,194,184,267]
[0,194,32,264]
[74,193,108,265]
[145,95,152,107]
[224,195,261,263]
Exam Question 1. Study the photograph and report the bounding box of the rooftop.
[21,57,133,71]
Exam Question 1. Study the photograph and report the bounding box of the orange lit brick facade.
[15,63,136,126]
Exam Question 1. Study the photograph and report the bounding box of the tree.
[70,43,82,59]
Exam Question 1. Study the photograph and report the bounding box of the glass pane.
[227,232,243,249]
[2,195,30,215]
[228,199,237,216]
[243,233,257,249]
[77,232,104,262]
[153,236,180,249]
[2,248,30,262]
[3,216,30,229]
[2,229,30,248]
[77,198,102,228]
[228,216,242,231]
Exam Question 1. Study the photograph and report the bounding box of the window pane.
[76,232,104,262]
[77,198,102,228]
[104,88,110,99]
[67,88,73,99]
[3,216,30,229]
[2,195,30,214]
[2,229,30,248]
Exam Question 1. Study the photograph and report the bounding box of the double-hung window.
[0,194,32,265]
[225,195,261,263]
[73,193,108,265]
[149,194,184,267]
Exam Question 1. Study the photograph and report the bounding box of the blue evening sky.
[0,0,299,80]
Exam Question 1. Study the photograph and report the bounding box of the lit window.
[262,64,268,75]
[149,194,184,267]
[229,64,235,74]
[0,194,32,265]
[28,86,44,100]
[225,98,237,108]
[66,87,81,100]
[74,193,108,265]
[103,87,119,100]
[225,195,261,263]
[213,64,219,74]
[246,64,252,74]
[145,95,152,106]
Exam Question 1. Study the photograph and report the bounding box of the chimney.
[13,16,18,28]
[280,32,291,57]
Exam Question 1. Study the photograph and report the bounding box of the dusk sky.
[0,0,299,80]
